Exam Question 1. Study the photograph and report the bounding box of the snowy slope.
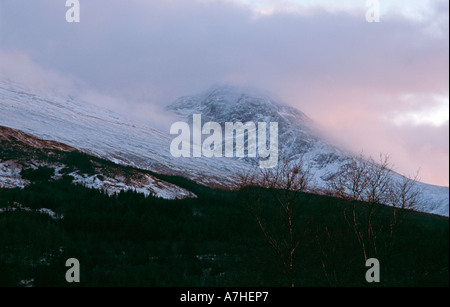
[0,79,249,188]
[0,125,195,200]
[1,79,448,216]
[168,85,449,216]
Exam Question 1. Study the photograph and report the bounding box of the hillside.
[0,125,195,200]
[0,168,448,287]
[1,80,448,215]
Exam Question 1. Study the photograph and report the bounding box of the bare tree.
[329,152,419,262]
[238,156,312,287]
[385,170,421,250]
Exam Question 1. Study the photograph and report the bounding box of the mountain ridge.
[0,79,448,216]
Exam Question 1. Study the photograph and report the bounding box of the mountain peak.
[166,84,334,168]
[167,84,311,126]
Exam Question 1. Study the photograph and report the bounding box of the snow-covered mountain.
[168,85,449,216]
[167,84,349,181]
[0,79,248,188]
[0,79,448,216]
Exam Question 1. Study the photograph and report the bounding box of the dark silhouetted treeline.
[0,171,448,287]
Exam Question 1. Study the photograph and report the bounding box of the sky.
[0,0,448,186]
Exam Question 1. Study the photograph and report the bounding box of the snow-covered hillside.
[0,125,195,200]
[0,79,249,188]
[0,79,448,216]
